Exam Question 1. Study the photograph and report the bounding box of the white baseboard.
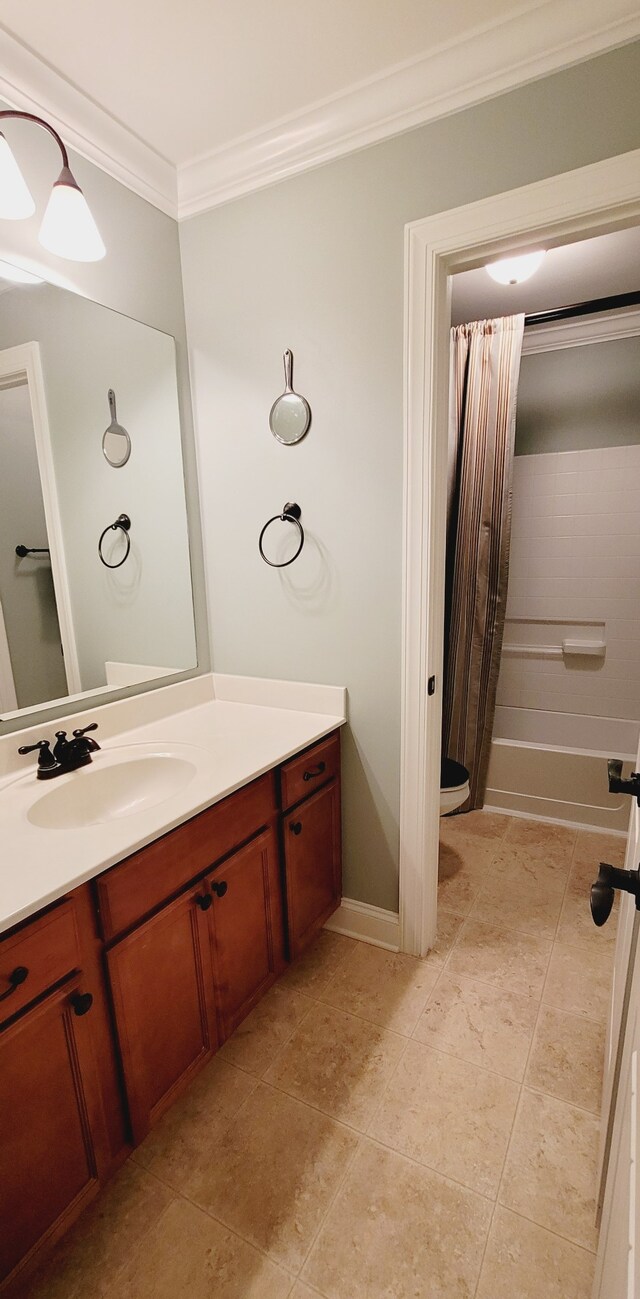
[324,897,400,951]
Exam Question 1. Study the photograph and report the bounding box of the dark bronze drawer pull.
[195,892,212,911]
[290,821,303,835]
[70,991,93,1017]
[211,880,228,898]
[303,761,326,782]
[0,965,29,1002]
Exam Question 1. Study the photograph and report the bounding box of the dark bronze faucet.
[18,723,100,779]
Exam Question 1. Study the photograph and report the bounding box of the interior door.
[594,765,640,1297]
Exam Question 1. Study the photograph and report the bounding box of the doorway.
[399,147,640,959]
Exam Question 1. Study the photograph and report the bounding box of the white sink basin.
[28,754,197,830]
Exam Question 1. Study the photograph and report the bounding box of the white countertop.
[0,674,346,935]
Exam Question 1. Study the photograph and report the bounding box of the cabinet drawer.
[96,772,276,941]
[0,901,81,1026]
[280,732,340,811]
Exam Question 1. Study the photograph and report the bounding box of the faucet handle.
[17,739,57,770]
[18,739,51,756]
[73,722,100,751]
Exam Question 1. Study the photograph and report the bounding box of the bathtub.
[485,708,639,832]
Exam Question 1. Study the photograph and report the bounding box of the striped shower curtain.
[442,315,524,810]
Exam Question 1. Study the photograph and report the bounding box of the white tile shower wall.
[495,445,640,739]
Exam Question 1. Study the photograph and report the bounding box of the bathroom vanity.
[0,675,345,1289]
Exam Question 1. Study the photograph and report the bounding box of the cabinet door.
[284,780,341,958]
[107,886,218,1144]
[209,828,284,1039]
[0,977,106,1286]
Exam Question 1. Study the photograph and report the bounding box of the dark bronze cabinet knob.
[195,892,212,911]
[290,821,303,836]
[70,991,93,1017]
[0,965,28,1003]
[211,880,228,898]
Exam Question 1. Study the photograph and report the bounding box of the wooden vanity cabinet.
[0,908,111,1289]
[100,765,286,1143]
[106,882,219,1145]
[208,827,284,1039]
[107,825,284,1143]
[1,731,342,1286]
[280,734,342,958]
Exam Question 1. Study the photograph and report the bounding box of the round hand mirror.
[269,350,311,445]
[102,389,131,468]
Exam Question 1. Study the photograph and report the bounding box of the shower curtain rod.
[524,290,640,327]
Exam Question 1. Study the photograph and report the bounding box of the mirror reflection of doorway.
[0,364,67,711]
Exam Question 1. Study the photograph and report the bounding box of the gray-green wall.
[180,42,640,913]
[516,336,640,456]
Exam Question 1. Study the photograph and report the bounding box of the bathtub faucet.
[607,759,640,807]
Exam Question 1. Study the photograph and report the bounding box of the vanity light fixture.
[485,250,546,285]
[0,111,105,262]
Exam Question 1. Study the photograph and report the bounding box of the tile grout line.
[362,1130,496,1204]
[98,1189,187,1298]
[295,1131,364,1287]
[134,1162,304,1283]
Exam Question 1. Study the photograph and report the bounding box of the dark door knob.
[608,759,640,804]
[211,880,228,898]
[591,861,640,926]
[290,821,302,835]
[195,892,212,911]
[70,991,93,1016]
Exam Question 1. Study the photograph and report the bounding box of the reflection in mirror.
[0,264,197,721]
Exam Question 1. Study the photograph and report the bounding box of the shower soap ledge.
[562,639,606,657]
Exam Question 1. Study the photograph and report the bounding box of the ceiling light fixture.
[0,111,106,262]
[485,250,546,285]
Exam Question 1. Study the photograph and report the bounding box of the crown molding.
[177,0,640,219]
[0,27,177,216]
[2,5,639,224]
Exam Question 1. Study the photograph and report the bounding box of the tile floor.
[11,812,624,1299]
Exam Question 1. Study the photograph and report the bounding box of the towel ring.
[258,502,304,568]
[98,513,131,569]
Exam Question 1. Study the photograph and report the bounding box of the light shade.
[38,166,106,262]
[0,132,36,219]
[486,250,546,285]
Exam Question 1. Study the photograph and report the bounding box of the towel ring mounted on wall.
[98,513,131,569]
[258,502,304,567]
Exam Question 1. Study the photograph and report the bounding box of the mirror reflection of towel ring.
[98,513,131,569]
[258,502,304,567]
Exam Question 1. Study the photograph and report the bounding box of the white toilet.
[440,756,470,816]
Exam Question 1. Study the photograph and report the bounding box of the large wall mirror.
[0,258,197,724]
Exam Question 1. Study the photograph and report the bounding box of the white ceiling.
[0,0,550,165]
[0,1,639,215]
[451,226,640,324]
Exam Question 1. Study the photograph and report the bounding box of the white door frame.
[400,148,640,957]
[0,341,81,700]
